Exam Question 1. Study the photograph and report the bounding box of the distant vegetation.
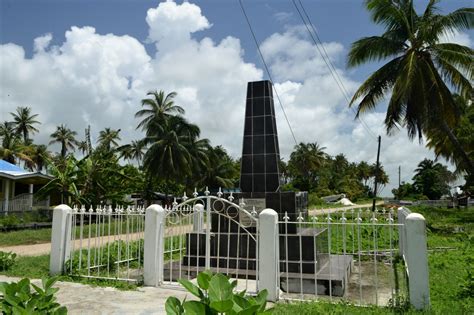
[1,94,391,206]
[392,158,455,200]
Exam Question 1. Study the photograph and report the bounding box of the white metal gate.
[160,189,260,293]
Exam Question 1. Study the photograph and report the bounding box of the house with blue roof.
[0,160,53,213]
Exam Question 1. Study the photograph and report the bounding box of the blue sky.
[3,0,470,77]
[1,0,472,196]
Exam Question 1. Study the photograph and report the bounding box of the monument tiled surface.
[241,80,281,193]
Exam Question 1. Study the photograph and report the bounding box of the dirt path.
[309,201,384,216]
[0,225,192,257]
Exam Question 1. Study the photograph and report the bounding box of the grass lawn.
[1,205,472,313]
[0,254,137,290]
[0,228,52,247]
[0,218,144,247]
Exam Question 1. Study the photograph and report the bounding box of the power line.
[291,0,378,141]
[238,0,298,146]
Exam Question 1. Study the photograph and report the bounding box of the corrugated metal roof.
[0,159,53,182]
[0,160,26,172]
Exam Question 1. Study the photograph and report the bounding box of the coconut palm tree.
[357,161,372,186]
[97,128,121,152]
[135,90,184,135]
[0,121,15,145]
[129,140,146,165]
[10,107,40,143]
[426,94,473,174]
[31,144,51,172]
[412,158,454,199]
[288,142,327,190]
[49,125,79,158]
[143,116,195,182]
[0,121,32,165]
[119,140,147,165]
[196,145,236,189]
[348,0,473,173]
[77,140,89,155]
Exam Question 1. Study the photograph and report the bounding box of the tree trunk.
[440,121,474,174]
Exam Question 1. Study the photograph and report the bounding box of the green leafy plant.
[165,271,272,314]
[0,216,20,230]
[0,251,16,271]
[0,276,67,314]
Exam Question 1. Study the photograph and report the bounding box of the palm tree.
[49,125,79,158]
[97,128,121,151]
[119,140,147,165]
[28,144,51,172]
[135,90,184,135]
[357,161,372,186]
[129,140,146,165]
[0,121,32,165]
[196,145,237,189]
[77,141,89,155]
[413,158,454,199]
[426,94,473,174]
[10,107,40,143]
[288,142,327,190]
[143,116,195,182]
[348,0,473,173]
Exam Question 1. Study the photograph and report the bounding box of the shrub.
[0,215,20,230]
[0,251,16,271]
[165,271,272,314]
[0,277,67,314]
[308,193,324,206]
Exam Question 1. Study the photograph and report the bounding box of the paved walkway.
[0,225,192,257]
[0,275,191,315]
[308,201,384,216]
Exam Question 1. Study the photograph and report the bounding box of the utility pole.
[372,135,381,212]
[398,165,401,188]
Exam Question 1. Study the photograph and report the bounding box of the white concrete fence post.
[193,204,204,232]
[405,213,430,310]
[50,204,73,275]
[144,204,165,286]
[258,208,279,302]
[397,207,407,258]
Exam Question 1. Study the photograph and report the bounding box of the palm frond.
[431,43,474,79]
[350,56,403,116]
[365,0,412,33]
[347,35,405,67]
[435,56,473,100]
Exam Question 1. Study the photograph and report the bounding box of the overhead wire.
[291,0,378,141]
[293,0,386,197]
[238,0,298,146]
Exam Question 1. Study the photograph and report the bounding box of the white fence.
[51,204,146,282]
[0,193,49,213]
[50,199,430,310]
[278,209,400,306]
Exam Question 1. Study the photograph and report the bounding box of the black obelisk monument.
[236,80,307,224]
[240,80,281,192]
